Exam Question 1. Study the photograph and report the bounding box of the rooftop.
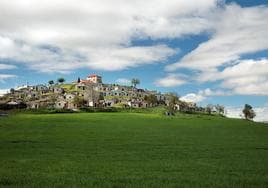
[88,74,101,78]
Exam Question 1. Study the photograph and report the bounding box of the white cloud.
[0,64,16,70]
[254,106,268,122]
[195,58,268,95]
[87,45,176,71]
[225,106,243,119]
[219,59,268,95]
[179,88,229,103]
[0,36,177,73]
[116,78,131,85]
[221,77,268,95]
[198,88,229,96]
[0,74,16,83]
[180,93,205,103]
[155,74,187,87]
[0,89,9,97]
[165,4,268,96]
[0,0,220,73]
[166,4,268,72]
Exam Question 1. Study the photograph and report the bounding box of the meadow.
[0,112,267,187]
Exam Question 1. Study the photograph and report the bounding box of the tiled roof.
[87,74,100,78]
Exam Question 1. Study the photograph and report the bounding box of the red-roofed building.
[86,74,102,84]
[78,74,102,84]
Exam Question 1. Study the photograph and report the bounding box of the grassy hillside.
[0,113,267,187]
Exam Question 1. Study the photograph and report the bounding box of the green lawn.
[0,112,267,187]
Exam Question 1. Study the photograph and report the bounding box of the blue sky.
[0,0,268,120]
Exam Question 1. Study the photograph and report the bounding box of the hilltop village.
[0,74,220,112]
[0,74,201,112]
[0,74,227,115]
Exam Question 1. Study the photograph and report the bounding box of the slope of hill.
[0,112,267,187]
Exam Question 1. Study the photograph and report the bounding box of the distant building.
[86,74,102,83]
[79,74,102,84]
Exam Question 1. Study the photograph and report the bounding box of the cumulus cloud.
[155,74,187,87]
[0,35,176,73]
[166,4,268,72]
[180,93,205,103]
[0,0,220,73]
[219,59,268,95]
[179,88,228,103]
[194,58,268,95]
[165,4,268,95]
[87,45,176,71]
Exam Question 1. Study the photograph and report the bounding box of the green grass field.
[0,112,267,187]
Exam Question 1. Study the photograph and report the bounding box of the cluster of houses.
[0,74,184,110]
